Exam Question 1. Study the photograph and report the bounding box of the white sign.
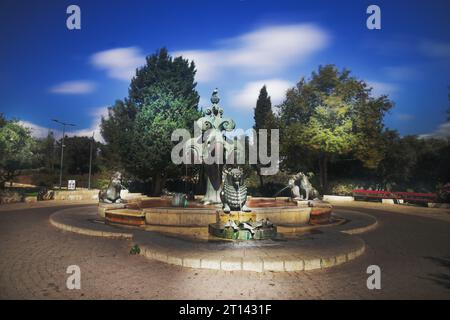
[68,180,76,190]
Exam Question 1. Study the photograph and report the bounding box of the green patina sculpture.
[186,89,236,204]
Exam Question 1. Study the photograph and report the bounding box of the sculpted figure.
[221,167,251,213]
[291,172,319,200]
[98,171,124,203]
[288,178,302,200]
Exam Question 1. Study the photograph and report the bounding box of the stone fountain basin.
[99,196,332,227]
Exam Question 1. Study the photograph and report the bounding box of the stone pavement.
[330,200,450,222]
[0,202,449,299]
[0,199,97,212]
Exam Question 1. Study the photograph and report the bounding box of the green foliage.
[127,88,200,182]
[253,85,274,130]
[101,99,137,170]
[129,244,141,255]
[62,136,100,175]
[129,47,199,109]
[253,85,279,187]
[300,96,355,154]
[101,48,201,195]
[0,113,7,128]
[0,120,36,188]
[377,131,450,191]
[329,179,368,196]
[33,131,57,171]
[278,65,393,192]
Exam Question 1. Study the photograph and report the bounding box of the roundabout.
[49,200,377,272]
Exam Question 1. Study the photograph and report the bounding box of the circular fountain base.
[97,197,334,238]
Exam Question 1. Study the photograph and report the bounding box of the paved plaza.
[0,201,449,299]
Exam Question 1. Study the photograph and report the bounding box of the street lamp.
[88,131,94,189]
[52,119,76,189]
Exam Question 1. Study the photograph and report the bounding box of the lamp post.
[88,131,94,189]
[52,119,76,189]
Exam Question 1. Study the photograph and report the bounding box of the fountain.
[97,89,334,239]
[48,89,374,273]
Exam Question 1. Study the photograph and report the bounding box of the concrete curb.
[138,242,366,273]
[341,219,379,235]
[49,212,133,239]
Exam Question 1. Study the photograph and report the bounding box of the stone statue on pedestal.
[221,167,251,213]
[99,171,124,203]
[289,172,319,200]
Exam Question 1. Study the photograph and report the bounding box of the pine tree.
[129,47,199,109]
[253,85,272,130]
[253,86,278,188]
[101,48,201,195]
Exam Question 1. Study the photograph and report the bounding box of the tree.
[0,113,7,128]
[0,119,36,188]
[254,86,272,130]
[279,65,393,192]
[62,136,100,175]
[33,131,56,171]
[129,47,199,109]
[253,86,278,187]
[127,89,200,194]
[101,99,137,171]
[101,48,201,195]
[376,131,418,189]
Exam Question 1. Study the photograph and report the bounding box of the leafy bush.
[129,244,141,255]
[328,179,369,196]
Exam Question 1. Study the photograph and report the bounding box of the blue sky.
[0,0,449,140]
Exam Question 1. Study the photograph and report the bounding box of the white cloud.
[49,80,96,94]
[419,40,450,59]
[20,106,109,142]
[367,80,399,97]
[394,113,415,121]
[230,79,293,110]
[419,122,450,139]
[90,47,146,81]
[19,120,50,138]
[68,106,109,142]
[174,24,329,82]
[383,66,419,80]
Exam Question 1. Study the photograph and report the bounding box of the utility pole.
[88,131,94,189]
[52,119,76,189]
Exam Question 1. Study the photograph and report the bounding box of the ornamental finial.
[210,88,220,104]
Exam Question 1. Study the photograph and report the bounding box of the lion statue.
[98,171,124,203]
[291,172,319,200]
[221,167,251,213]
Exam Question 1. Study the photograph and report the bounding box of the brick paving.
[0,203,449,299]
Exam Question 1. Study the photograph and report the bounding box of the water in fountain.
[273,185,290,198]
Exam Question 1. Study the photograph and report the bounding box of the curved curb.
[332,210,379,235]
[341,219,379,235]
[48,206,370,272]
[138,239,366,273]
[49,210,133,239]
